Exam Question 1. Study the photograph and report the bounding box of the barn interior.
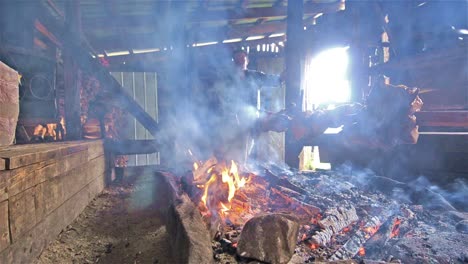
[0,0,467,263]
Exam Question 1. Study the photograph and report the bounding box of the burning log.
[30,121,65,142]
[264,169,309,195]
[270,187,320,222]
[361,216,403,259]
[329,208,395,260]
[309,206,359,246]
[192,157,218,184]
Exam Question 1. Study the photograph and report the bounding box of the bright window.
[303,47,351,110]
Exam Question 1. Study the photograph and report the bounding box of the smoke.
[410,176,468,212]
[152,36,287,172]
[334,163,467,212]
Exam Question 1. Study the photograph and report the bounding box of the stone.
[166,194,213,264]
[237,214,299,264]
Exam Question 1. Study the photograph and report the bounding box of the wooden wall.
[0,140,109,263]
[111,72,160,166]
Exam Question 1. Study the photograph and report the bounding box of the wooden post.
[348,2,367,102]
[63,0,82,140]
[284,0,304,168]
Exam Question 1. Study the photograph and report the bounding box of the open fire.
[192,158,251,221]
[180,158,467,263]
[172,80,466,263]
[30,117,65,142]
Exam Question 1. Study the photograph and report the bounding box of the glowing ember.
[358,247,366,256]
[390,218,402,238]
[309,243,319,250]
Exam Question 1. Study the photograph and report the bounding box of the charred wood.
[264,169,309,195]
[329,208,395,260]
[310,206,358,246]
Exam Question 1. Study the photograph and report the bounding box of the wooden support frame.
[284,0,304,168]
[63,0,82,140]
[35,0,160,138]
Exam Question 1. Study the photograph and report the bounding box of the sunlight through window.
[304,47,351,108]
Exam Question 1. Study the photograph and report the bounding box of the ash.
[207,166,468,264]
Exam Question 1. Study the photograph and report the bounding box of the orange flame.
[362,225,379,239]
[201,174,217,205]
[195,159,249,217]
[358,247,365,256]
[220,202,230,215]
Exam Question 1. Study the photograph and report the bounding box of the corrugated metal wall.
[111,72,160,166]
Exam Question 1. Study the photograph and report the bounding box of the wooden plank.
[0,171,9,202]
[0,200,10,252]
[61,156,106,203]
[145,72,159,165]
[134,72,147,165]
[416,111,468,128]
[9,188,37,242]
[417,133,468,153]
[11,154,104,237]
[34,177,64,225]
[0,140,97,170]
[0,173,105,264]
[122,72,137,166]
[6,149,90,198]
[87,141,104,161]
[106,139,160,155]
[0,145,59,170]
[82,1,342,30]
[6,153,105,244]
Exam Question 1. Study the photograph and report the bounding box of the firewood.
[310,206,358,246]
[329,208,395,260]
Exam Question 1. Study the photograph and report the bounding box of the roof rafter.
[81,0,343,30]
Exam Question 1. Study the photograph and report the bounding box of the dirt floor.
[37,167,173,264]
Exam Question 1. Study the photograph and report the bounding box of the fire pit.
[158,159,467,264]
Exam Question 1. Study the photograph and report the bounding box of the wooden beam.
[63,0,82,140]
[88,22,289,52]
[416,111,468,128]
[105,139,161,155]
[34,19,62,48]
[67,44,160,136]
[81,1,343,29]
[284,0,304,168]
[103,36,285,70]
